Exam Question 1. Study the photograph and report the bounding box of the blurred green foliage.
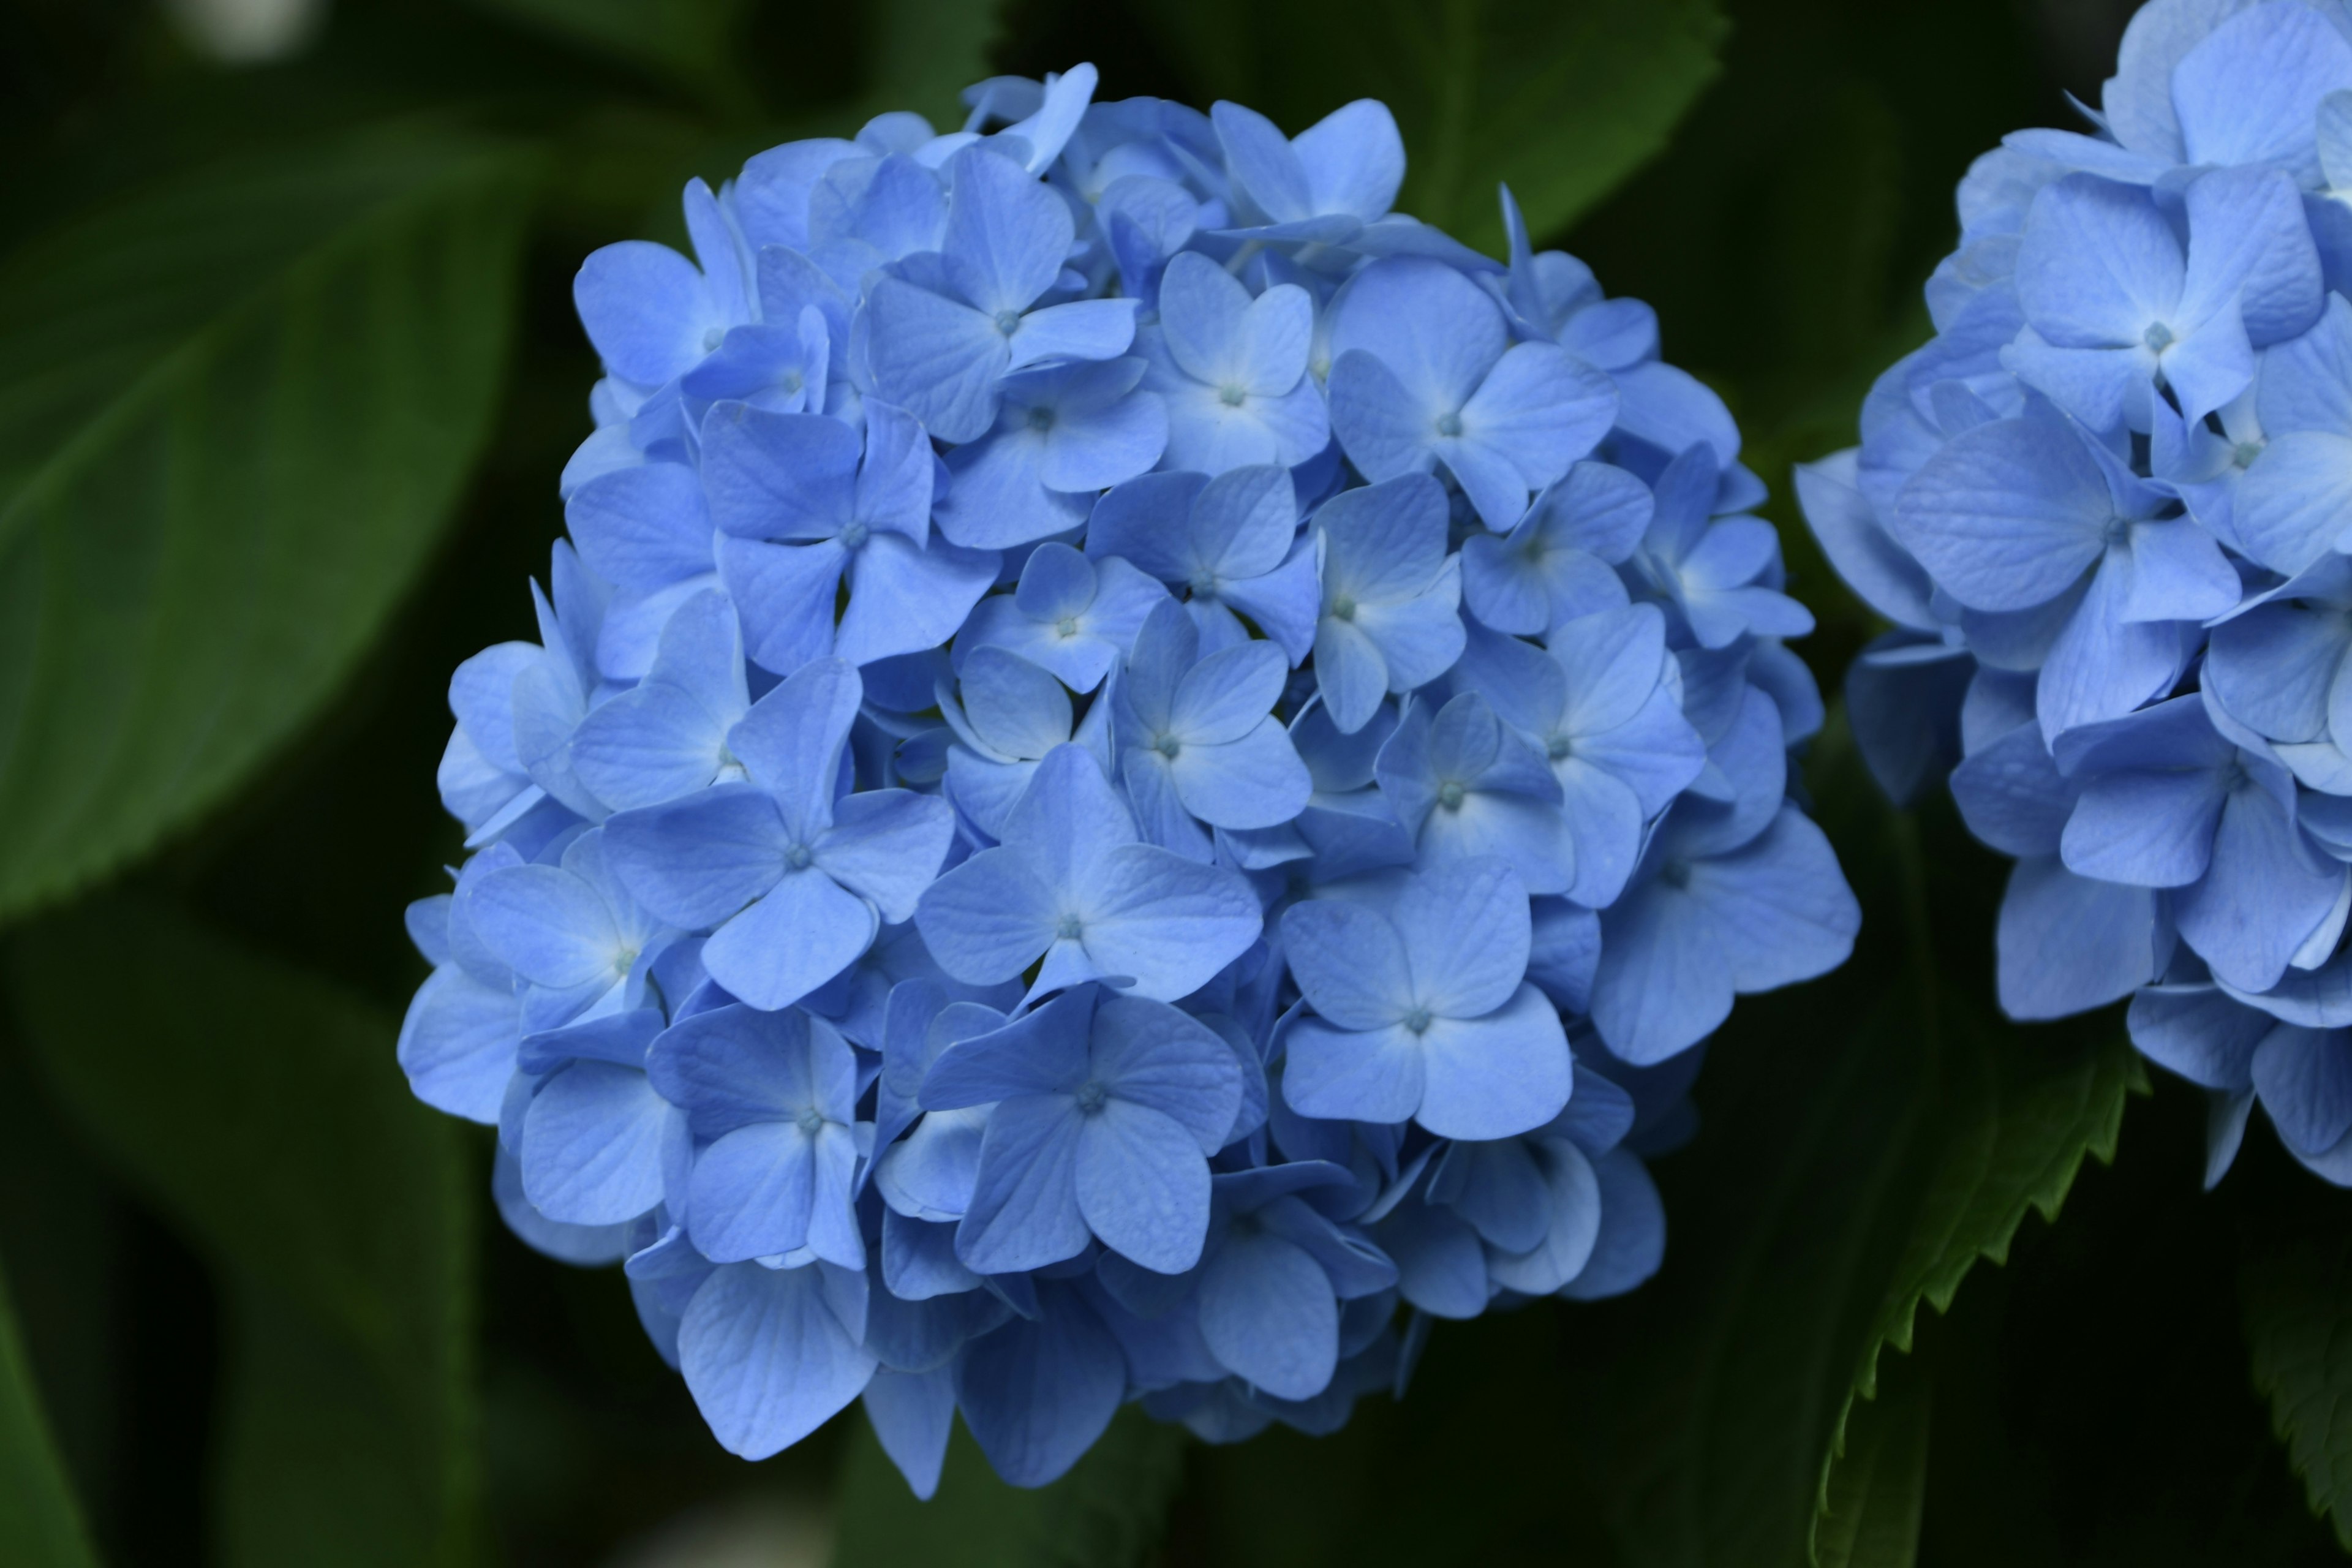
[0,0,2345,1564]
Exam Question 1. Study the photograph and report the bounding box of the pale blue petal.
[862,1367,957,1499]
[521,1061,669,1224]
[956,1095,1090,1273]
[914,848,1059,986]
[1996,855,2162,1020]
[1281,1017,1425,1125]
[1075,1099,1212,1272]
[1414,985,1570,1140]
[1393,858,1531,1020]
[1197,1230,1339,1400]
[704,870,878,1011]
[1076,843,1262,1001]
[678,1263,877,1460]
[1170,720,1313,829]
[813,789,953,923]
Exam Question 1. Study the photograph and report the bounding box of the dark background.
[2,0,2346,1564]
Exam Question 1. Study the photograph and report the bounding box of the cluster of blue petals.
[1801,0,2352,1188]
[401,66,1858,1493]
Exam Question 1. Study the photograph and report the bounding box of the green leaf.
[0,1253,99,1568]
[1814,1336,1931,1568]
[7,896,478,1567]
[831,1405,1188,1568]
[1542,717,2136,1568]
[865,0,1004,129]
[2244,1234,2352,1551]
[460,0,749,99]
[1131,0,1727,252]
[0,127,539,928]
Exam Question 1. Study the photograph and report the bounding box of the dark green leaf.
[1814,1337,1931,1568]
[8,896,479,1567]
[0,1253,99,1568]
[866,0,1006,129]
[0,127,539,927]
[1131,0,1727,252]
[2244,1234,2352,1551]
[832,1405,1188,1568]
[461,0,749,99]
[1544,718,2136,1568]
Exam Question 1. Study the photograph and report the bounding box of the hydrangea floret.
[1798,0,2352,1188]
[402,64,1858,1493]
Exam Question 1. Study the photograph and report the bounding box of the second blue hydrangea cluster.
[401,66,1858,1493]
[1800,0,2352,1188]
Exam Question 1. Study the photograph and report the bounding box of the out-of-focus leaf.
[462,0,748,97]
[9,897,478,1567]
[1814,1336,1930,1568]
[867,0,1003,129]
[0,1254,98,1568]
[2245,1235,2352,1551]
[1547,718,2135,1568]
[1131,0,1726,252]
[832,1406,1187,1568]
[0,127,538,928]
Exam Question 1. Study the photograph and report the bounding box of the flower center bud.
[837,521,869,550]
[995,309,1023,336]
[1547,733,1573,761]
[796,1107,826,1135]
[1434,410,1464,437]
[2143,321,2175,354]
[2234,440,2264,469]
[1155,734,1182,759]
[1056,912,1085,940]
[1027,405,1057,433]
[1403,1006,1433,1035]
[1055,616,1080,637]
[1075,1080,1110,1114]
[1660,859,1691,888]
[1219,383,1248,407]
[1437,780,1467,810]
[702,326,726,352]
[1330,594,1359,622]
[783,843,814,871]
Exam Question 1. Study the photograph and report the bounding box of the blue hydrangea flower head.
[399,61,1854,1494]
[1798,0,2352,1188]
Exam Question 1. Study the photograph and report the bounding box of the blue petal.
[1891,413,2109,612]
[1090,993,1245,1152]
[862,1368,958,1499]
[1995,855,2162,1021]
[1482,1137,1601,1296]
[704,869,879,1012]
[952,1283,1126,1487]
[1393,858,1533,1020]
[678,1263,877,1460]
[1558,1148,1665,1300]
[699,405,859,540]
[1197,1229,1340,1400]
[2127,984,2267,1091]
[521,1061,669,1225]
[2252,1024,2352,1157]
[574,239,723,385]
[1415,986,1571,1140]
[1075,843,1263,1001]
[956,1095,1090,1274]
[1074,1099,1213,1272]
[1281,1017,1424,1126]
